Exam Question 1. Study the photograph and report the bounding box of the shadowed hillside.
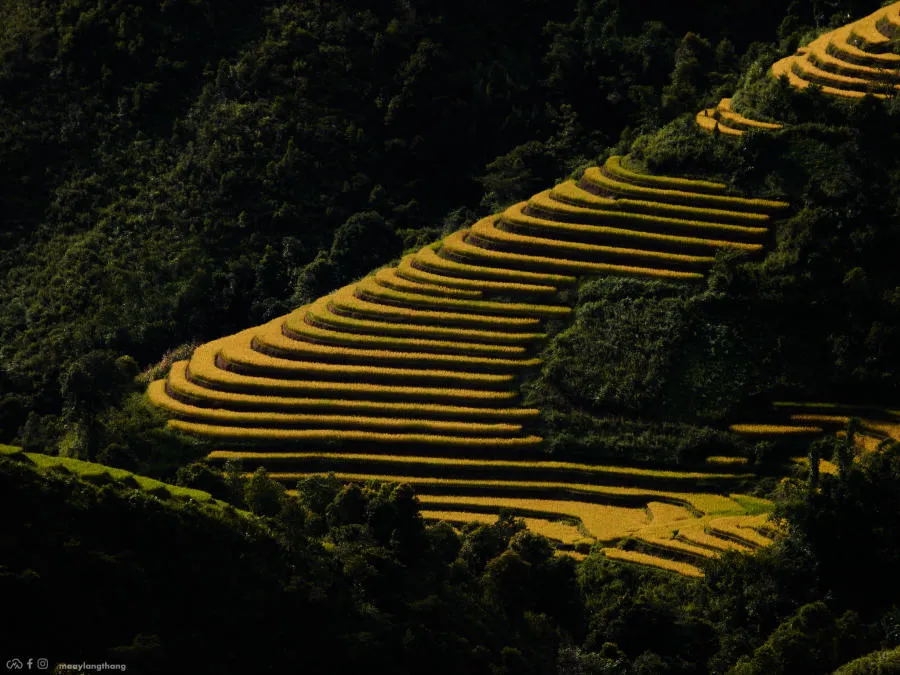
[4,0,900,672]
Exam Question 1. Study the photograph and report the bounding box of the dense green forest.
[3,0,893,462]
[2,0,900,672]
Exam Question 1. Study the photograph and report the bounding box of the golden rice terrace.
[772,1,900,99]
[694,2,900,138]
[149,154,792,576]
[695,97,784,137]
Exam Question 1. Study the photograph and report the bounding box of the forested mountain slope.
[0,0,874,457]
[142,154,789,575]
[3,0,900,673]
[134,4,900,577]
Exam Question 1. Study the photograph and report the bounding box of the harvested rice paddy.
[419,510,589,546]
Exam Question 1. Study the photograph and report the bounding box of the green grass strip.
[849,7,894,52]
[601,548,704,577]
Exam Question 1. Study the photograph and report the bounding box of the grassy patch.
[728,493,775,515]
[3,448,225,507]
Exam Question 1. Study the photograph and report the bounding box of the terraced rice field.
[731,401,900,444]
[697,4,900,139]
[729,400,899,470]
[778,401,900,454]
[272,461,774,566]
[600,549,705,578]
[791,456,840,476]
[728,423,825,437]
[696,98,784,137]
[422,510,589,546]
[771,2,900,99]
[148,155,787,576]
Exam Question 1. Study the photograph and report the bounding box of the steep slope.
[147,155,787,575]
[149,155,785,454]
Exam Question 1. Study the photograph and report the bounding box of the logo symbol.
[36,660,49,671]
[5,659,24,671]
